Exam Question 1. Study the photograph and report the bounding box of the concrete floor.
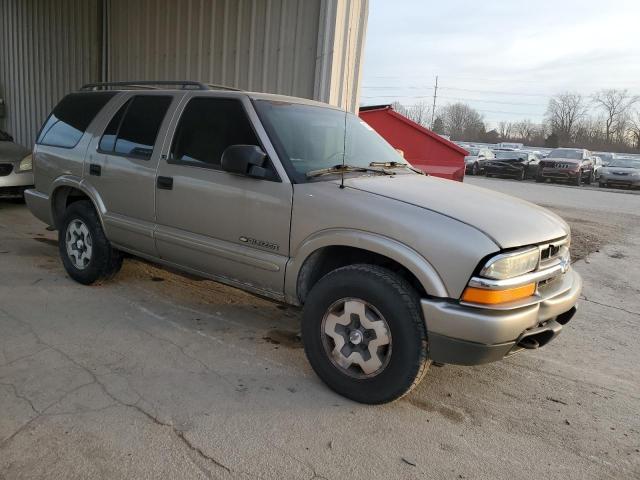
[1,178,639,479]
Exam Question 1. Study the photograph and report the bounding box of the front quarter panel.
[287,181,500,301]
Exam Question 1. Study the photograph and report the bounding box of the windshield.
[549,149,582,159]
[495,151,523,159]
[254,100,404,182]
[609,159,640,168]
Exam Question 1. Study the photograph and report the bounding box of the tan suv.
[25,81,582,404]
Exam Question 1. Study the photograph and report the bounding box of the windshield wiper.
[306,164,394,179]
[369,161,425,175]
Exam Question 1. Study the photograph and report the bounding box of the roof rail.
[80,81,214,91]
[206,83,243,92]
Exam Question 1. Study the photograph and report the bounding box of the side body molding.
[284,228,449,305]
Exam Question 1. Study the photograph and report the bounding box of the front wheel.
[584,170,593,185]
[517,168,526,181]
[59,200,122,285]
[471,162,479,176]
[302,264,429,404]
[599,181,607,188]
[573,171,582,186]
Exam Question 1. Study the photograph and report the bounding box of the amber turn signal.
[461,283,536,305]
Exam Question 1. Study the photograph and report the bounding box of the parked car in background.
[592,156,604,180]
[594,151,616,166]
[24,82,582,404]
[485,151,540,180]
[536,148,595,186]
[598,157,640,189]
[464,147,494,175]
[0,128,34,198]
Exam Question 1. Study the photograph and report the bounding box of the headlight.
[18,154,33,172]
[479,247,539,280]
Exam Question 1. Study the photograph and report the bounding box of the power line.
[361,93,547,108]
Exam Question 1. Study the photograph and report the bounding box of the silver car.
[25,82,582,404]
[598,157,640,189]
[0,129,34,198]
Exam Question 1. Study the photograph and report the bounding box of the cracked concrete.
[1,179,640,479]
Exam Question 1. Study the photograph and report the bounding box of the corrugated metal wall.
[0,0,368,147]
[107,0,321,99]
[0,0,100,147]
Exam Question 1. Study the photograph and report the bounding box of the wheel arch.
[50,176,106,230]
[285,229,448,305]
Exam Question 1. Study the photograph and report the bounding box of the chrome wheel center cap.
[349,330,363,345]
[76,239,84,250]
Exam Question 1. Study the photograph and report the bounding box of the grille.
[0,163,13,176]
[539,238,569,268]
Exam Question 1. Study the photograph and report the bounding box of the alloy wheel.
[65,219,93,270]
[321,298,392,378]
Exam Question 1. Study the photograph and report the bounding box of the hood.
[0,141,30,163]
[343,174,569,249]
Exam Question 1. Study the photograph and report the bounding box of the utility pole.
[431,75,438,129]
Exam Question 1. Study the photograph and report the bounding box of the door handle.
[157,176,173,190]
[89,164,101,176]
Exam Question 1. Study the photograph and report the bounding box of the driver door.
[154,95,292,297]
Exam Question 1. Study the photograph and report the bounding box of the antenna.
[340,21,353,189]
[431,75,438,129]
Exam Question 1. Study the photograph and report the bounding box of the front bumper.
[600,175,640,187]
[421,267,582,365]
[539,168,580,180]
[0,167,33,197]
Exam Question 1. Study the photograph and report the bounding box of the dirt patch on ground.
[540,205,633,262]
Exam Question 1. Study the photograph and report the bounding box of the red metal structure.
[359,105,467,181]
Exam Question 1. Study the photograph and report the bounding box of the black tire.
[302,264,430,404]
[517,168,526,181]
[573,171,582,186]
[471,162,479,176]
[535,175,544,183]
[58,200,122,285]
[599,181,607,188]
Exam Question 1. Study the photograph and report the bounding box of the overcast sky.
[361,0,640,126]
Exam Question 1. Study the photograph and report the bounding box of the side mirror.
[221,145,268,179]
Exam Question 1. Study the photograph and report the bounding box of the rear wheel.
[302,264,429,404]
[535,175,544,183]
[471,162,479,176]
[59,200,122,285]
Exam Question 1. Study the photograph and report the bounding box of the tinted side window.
[170,97,260,169]
[99,99,130,152]
[108,96,172,160]
[37,92,116,148]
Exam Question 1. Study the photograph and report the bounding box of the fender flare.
[50,175,107,229]
[284,228,449,304]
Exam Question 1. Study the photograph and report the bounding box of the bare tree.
[498,121,513,139]
[438,102,486,141]
[390,101,432,127]
[545,92,588,143]
[629,111,640,150]
[514,119,536,142]
[592,89,639,143]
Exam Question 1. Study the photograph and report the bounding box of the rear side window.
[170,97,260,169]
[37,92,116,148]
[99,95,172,160]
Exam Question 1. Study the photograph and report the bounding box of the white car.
[0,129,33,198]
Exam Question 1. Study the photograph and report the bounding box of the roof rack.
[79,81,242,92]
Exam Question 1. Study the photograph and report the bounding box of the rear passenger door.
[86,93,177,255]
[154,95,292,297]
